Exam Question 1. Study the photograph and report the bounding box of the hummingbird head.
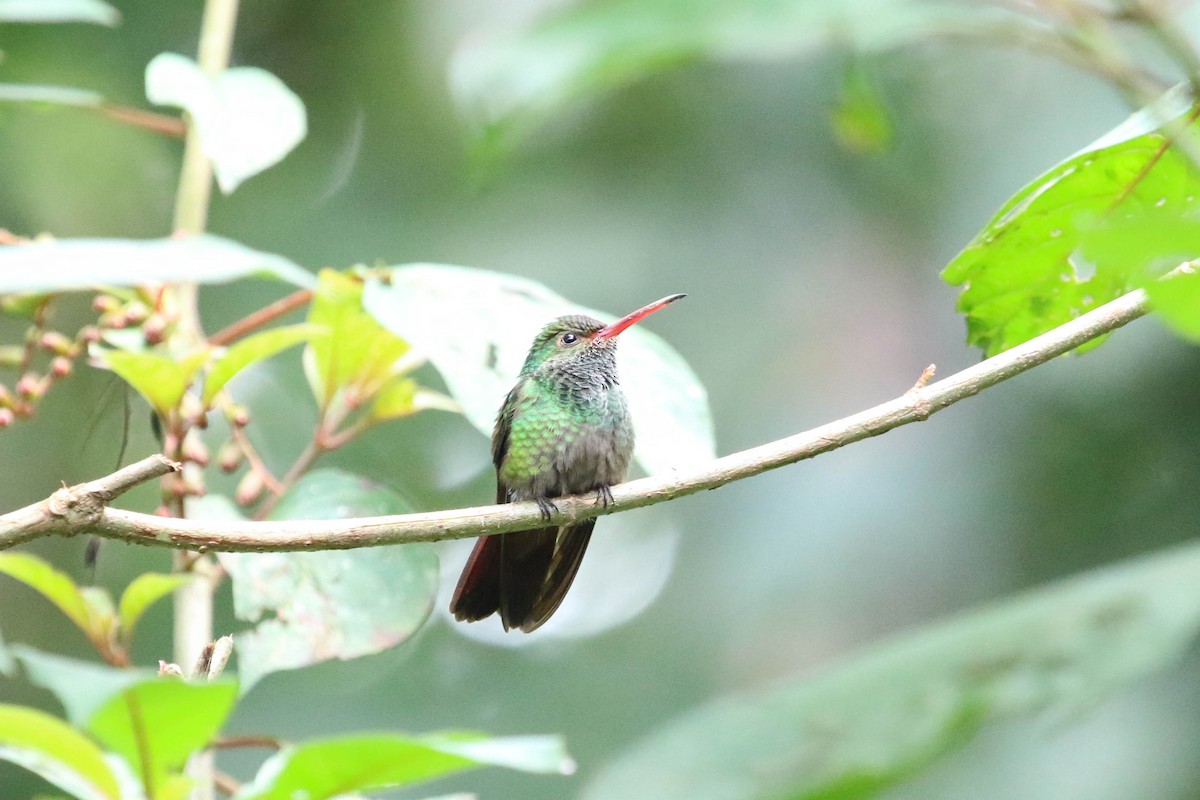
[518,294,686,381]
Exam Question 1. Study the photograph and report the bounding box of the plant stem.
[168,3,240,800]
[209,288,314,346]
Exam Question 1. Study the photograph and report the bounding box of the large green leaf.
[0,705,121,800]
[10,646,237,786]
[146,53,307,194]
[216,470,439,691]
[0,234,313,293]
[362,265,715,476]
[449,0,1024,152]
[235,732,574,800]
[0,553,98,643]
[584,541,1200,800]
[943,91,1200,356]
[303,269,411,409]
[0,0,118,25]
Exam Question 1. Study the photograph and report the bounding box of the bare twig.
[0,280,1152,553]
[208,289,313,346]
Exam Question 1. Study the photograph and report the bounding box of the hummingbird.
[449,293,686,632]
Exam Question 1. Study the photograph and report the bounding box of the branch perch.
[0,283,1151,553]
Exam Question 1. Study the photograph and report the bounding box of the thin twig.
[0,279,1153,553]
[211,735,283,751]
[208,289,313,346]
[95,104,186,138]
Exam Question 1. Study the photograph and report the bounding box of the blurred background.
[4,1,1200,797]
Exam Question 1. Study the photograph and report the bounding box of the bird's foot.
[594,485,615,508]
[535,497,559,521]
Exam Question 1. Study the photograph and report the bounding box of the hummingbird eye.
[559,332,579,346]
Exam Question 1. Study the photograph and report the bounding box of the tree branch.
[0,281,1153,553]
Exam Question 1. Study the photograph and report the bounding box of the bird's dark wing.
[518,521,595,632]
[498,527,558,631]
[449,534,502,622]
[450,381,533,624]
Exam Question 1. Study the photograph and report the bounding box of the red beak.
[593,293,686,340]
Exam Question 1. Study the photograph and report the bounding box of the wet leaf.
[217,470,438,691]
[943,93,1200,356]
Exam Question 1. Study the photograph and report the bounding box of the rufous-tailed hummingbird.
[450,293,686,632]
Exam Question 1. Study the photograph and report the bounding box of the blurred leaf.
[585,541,1200,800]
[116,573,193,646]
[218,469,438,691]
[368,376,458,423]
[0,553,97,641]
[0,83,104,106]
[0,704,121,800]
[11,645,155,724]
[93,348,209,415]
[943,97,1200,356]
[10,647,237,785]
[0,234,314,293]
[362,265,715,476]
[830,63,892,156]
[202,323,325,405]
[303,270,410,409]
[78,588,116,655]
[88,679,237,786]
[0,292,51,317]
[146,53,307,193]
[235,732,573,800]
[450,0,1023,154]
[1147,269,1200,340]
[0,0,118,25]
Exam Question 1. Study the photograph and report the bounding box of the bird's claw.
[595,485,615,508]
[535,497,559,521]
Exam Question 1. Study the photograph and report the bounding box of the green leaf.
[362,265,715,476]
[304,270,410,409]
[830,63,892,157]
[202,323,325,405]
[10,645,153,725]
[116,573,194,646]
[10,647,237,785]
[584,540,1200,800]
[0,0,119,25]
[235,733,574,800]
[88,679,237,786]
[1147,269,1200,340]
[0,83,104,107]
[217,469,438,691]
[0,553,96,641]
[450,0,1024,154]
[943,96,1200,356]
[368,376,458,422]
[0,704,121,800]
[93,348,209,415]
[145,53,307,194]
[0,234,314,293]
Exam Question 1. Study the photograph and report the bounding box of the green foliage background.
[4,1,1200,798]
